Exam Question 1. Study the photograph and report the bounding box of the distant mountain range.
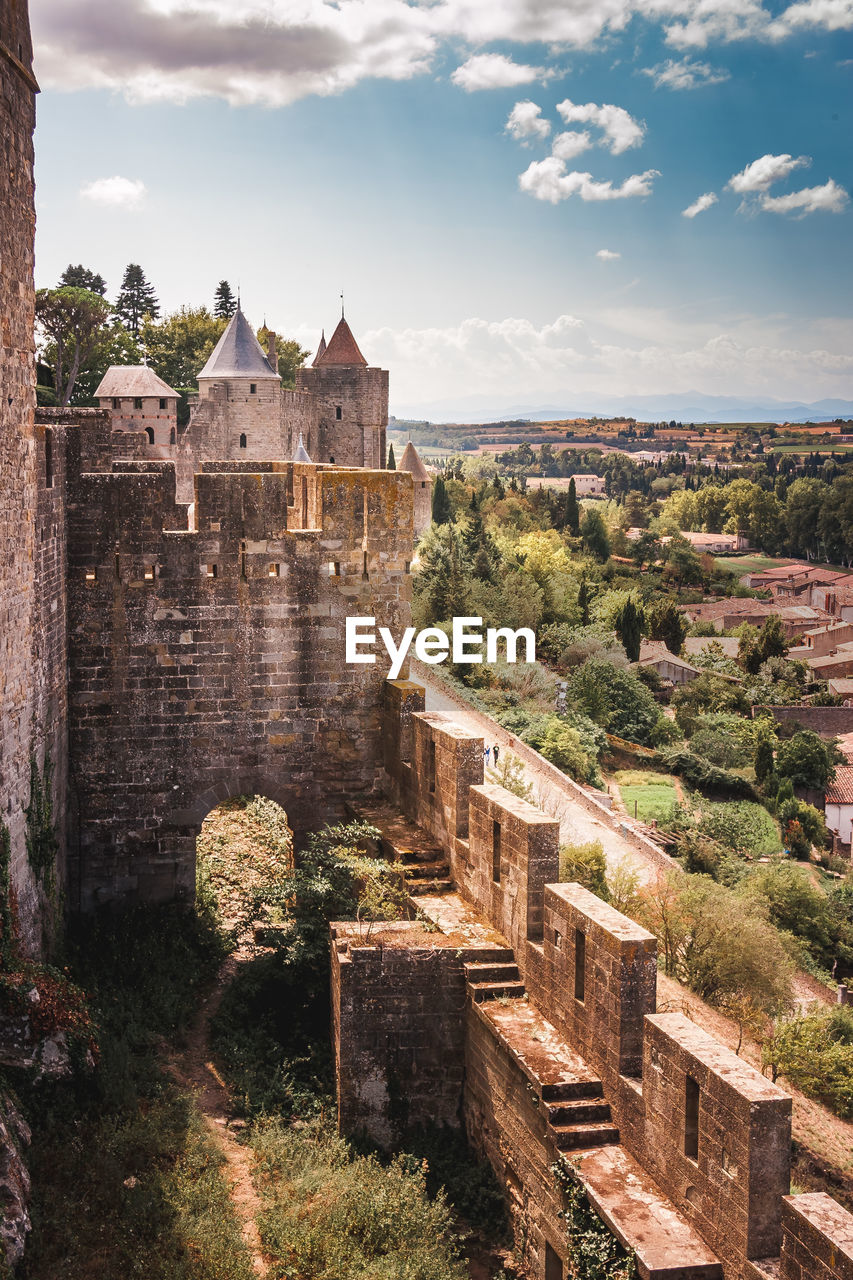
[390,391,853,427]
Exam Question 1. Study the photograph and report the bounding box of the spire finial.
[340,291,344,320]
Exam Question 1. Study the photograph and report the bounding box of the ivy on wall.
[553,1157,636,1280]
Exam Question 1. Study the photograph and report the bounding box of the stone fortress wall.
[333,678,853,1280]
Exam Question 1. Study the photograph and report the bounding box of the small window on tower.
[112,398,120,410]
[170,427,176,445]
[335,405,342,420]
[239,433,247,449]
[268,563,280,577]
[250,383,257,395]
[145,427,155,444]
[159,398,166,410]
[134,397,143,410]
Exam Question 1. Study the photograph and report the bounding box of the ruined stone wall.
[296,365,388,469]
[332,922,470,1144]
[0,5,51,950]
[65,454,413,908]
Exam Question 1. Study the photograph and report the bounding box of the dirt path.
[168,948,268,1278]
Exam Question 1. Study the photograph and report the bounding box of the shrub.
[776,731,837,791]
[534,719,602,787]
[698,802,782,858]
[657,748,757,800]
[560,841,609,900]
[763,1008,853,1119]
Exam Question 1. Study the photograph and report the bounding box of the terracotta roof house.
[633,640,702,686]
[94,365,180,445]
[825,766,853,847]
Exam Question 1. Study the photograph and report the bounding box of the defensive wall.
[31,408,415,911]
[332,676,853,1280]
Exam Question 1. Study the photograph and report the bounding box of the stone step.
[408,878,454,896]
[549,1120,620,1151]
[464,961,521,984]
[571,1145,723,1279]
[540,1078,604,1102]
[546,1098,612,1125]
[402,860,451,879]
[468,980,527,1002]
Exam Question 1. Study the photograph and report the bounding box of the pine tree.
[214,280,236,319]
[431,475,452,525]
[565,477,580,536]
[387,443,396,470]
[58,263,107,295]
[116,264,160,338]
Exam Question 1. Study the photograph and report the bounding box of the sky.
[28,0,853,418]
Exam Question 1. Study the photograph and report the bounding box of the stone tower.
[0,0,58,949]
[195,303,282,456]
[296,317,388,469]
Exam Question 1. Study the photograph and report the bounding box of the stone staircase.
[348,800,453,895]
[464,956,526,1002]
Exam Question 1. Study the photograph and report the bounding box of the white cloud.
[79,175,147,208]
[519,157,659,203]
[31,0,853,107]
[728,152,810,192]
[760,178,849,214]
[555,98,644,154]
[596,249,621,260]
[552,130,593,160]
[506,100,551,142]
[642,57,730,88]
[451,52,546,91]
[682,191,718,217]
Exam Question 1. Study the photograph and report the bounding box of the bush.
[698,801,782,858]
[533,718,602,787]
[763,1007,853,1119]
[252,1119,467,1280]
[560,841,609,900]
[657,747,757,800]
[571,660,662,746]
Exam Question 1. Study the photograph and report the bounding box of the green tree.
[116,263,160,338]
[213,279,236,319]
[776,731,836,791]
[571,659,661,745]
[35,286,114,406]
[387,443,396,470]
[141,307,227,389]
[565,477,580,535]
[58,263,106,295]
[738,615,789,675]
[580,508,611,562]
[577,575,590,626]
[559,840,609,899]
[663,534,704,590]
[616,598,644,663]
[431,475,453,526]
[754,730,776,784]
[645,598,688,655]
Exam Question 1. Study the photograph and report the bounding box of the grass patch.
[252,1118,468,1280]
[614,771,678,822]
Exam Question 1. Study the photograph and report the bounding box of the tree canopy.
[116,263,160,338]
[35,287,116,406]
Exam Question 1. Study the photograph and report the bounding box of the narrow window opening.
[250,383,257,395]
[268,563,280,577]
[143,566,155,582]
[44,428,53,488]
[492,820,502,884]
[114,553,121,579]
[405,561,411,574]
[203,563,218,579]
[85,569,97,583]
[545,1243,564,1280]
[145,427,155,444]
[574,929,586,1002]
[112,397,120,410]
[300,476,308,527]
[329,561,340,577]
[428,740,436,794]
[362,550,369,580]
[240,540,247,580]
[134,397,143,410]
[159,398,166,410]
[553,928,562,951]
[335,405,342,420]
[239,433,247,449]
[685,1077,700,1161]
[170,427,176,445]
[329,454,335,464]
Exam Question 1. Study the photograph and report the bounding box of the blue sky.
[29,0,853,416]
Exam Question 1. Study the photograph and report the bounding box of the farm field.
[614,770,679,821]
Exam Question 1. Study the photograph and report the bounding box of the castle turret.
[296,315,388,469]
[398,440,432,537]
[194,304,282,457]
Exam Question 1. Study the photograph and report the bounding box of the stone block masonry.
[331,677,853,1280]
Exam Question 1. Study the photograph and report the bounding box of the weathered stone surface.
[0,1095,31,1268]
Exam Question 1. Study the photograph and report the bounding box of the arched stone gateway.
[63,434,414,912]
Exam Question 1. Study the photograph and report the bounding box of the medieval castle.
[1,3,852,1277]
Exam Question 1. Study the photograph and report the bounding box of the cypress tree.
[387,443,396,470]
[431,475,452,525]
[577,575,590,626]
[565,477,580,535]
[616,598,644,663]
